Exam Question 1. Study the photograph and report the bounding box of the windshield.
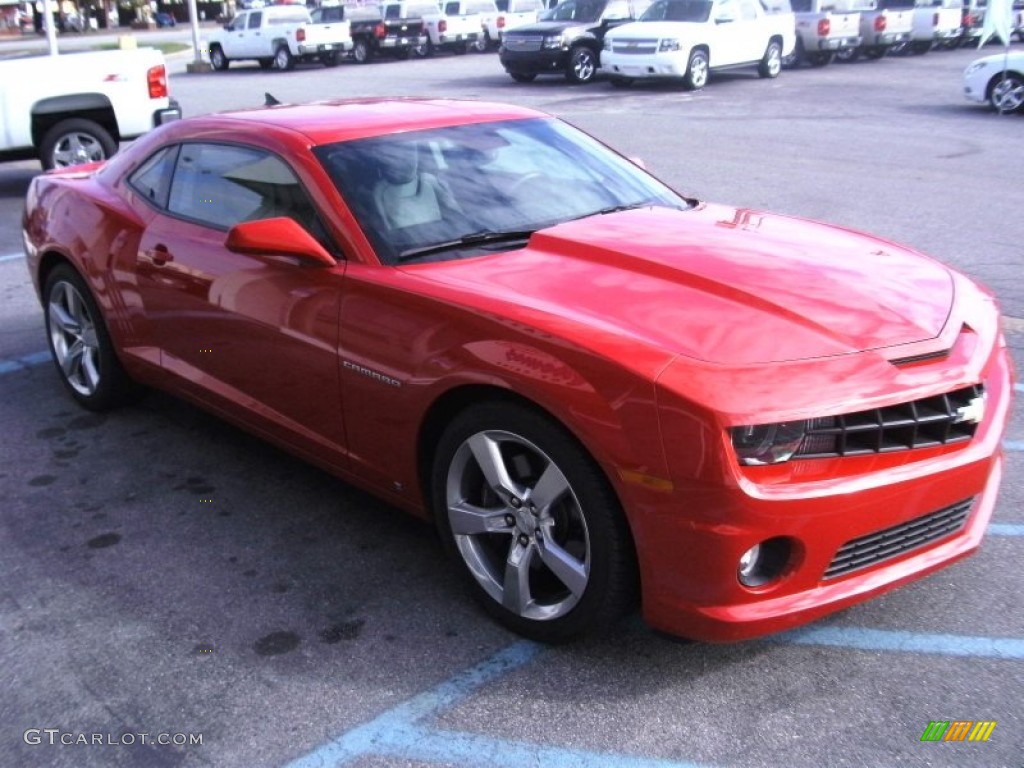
[550,0,606,22]
[639,0,712,21]
[314,118,688,265]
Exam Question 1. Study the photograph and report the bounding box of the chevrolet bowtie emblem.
[953,394,985,425]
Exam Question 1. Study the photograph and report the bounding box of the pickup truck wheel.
[415,39,434,58]
[273,45,295,71]
[806,51,834,66]
[683,49,709,90]
[758,40,782,78]
[782,37,804,69]
[41,118,118,170]
[353,40,371,63]
[473,33,488,52]
[209,45,229,70]
[862,45,887,59]
[910,41,931,55]
[566,46,597,84]
[989,73,1024,113]
[509,72,536,82]
[320,50,340,67]
[835,47,860,62]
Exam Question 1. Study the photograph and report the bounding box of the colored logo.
[921,720,996,742]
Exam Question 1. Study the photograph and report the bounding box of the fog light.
[737,537,792,587]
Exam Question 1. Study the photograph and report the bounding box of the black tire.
[258,57,273,70]
[43,264,142,411]
[863,45,888,59]
[988,73,1024,113]
[432,401,637,643]
[608,76,634,87]
[353,39,371,63]
[835,46,860,62]
[910,41,932,55]
[472,32,489,52]
[209,44,229,70]
[273,45,295,71]
[415,38,434,58]
[758,40,783,78]
[394,46,412,60]
[782,37,805,69]
[509,71,536,82]
[806,51,834,67]
[683,48,709,90]
[320,50,339,67]
[566,45,597,84]
[40,118,118,171]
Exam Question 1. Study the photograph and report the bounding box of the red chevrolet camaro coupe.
[22,99,1013,643]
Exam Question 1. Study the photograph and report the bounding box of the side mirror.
[226,217,337,267]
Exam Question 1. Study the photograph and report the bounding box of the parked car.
[207,5,353,71]
[0,48,180,169]
[21,99,1012,643]
[342,2,430,62]
[787,0,862,66]
[905,0,962,53]
[602,0,796,89]
[155,11,176,27]
[417,0,482,56]
[963,50,1024,112]
[959,0,987,44]
[499,0,650,84]
[835,0,915,60]
[446,0,501,51]
[485,0,544,47]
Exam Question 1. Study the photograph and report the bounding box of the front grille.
[611,39,659,54]
[503,35,543,52]
[823,497,974,580]
[795,385,983,459]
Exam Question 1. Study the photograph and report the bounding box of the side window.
[739,0,759,16]
[384,4,400,18]
[445,1,461,12]
[228,12,246,30]
[166,144,321,237]
[603,0,630,17]
[248,11,262,28]
[496,0,508,10]
[128,146,179,210]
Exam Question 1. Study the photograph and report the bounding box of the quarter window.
[128,146,179,209]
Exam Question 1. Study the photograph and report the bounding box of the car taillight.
[874,15,886,32]
[439,19,447,33]
[296,28,305,41]
[147,65,167,99]
[375,22,387,38]
[497,15,505,28]
[817,18,830,36]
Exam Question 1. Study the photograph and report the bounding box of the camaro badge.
[953,394,985,425]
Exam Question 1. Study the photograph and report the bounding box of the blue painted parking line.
[1005,440,1024,452]
[0,251,24,263]
[0,350,50,376]
[777,626,1024,660]
[989,523,1024,536]
[284,640,711,768]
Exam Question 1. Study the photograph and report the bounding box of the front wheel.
[758,40,783,78]
[989,73,1024,113]
[566,45,597,84]
[43,265,142,411]
[273,45,295,71]
[432,402,637,642]
[209,44,229,70]
[40,118,117,170]
[683,48,709,90]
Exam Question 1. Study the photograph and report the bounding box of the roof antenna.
[265,93,282,107]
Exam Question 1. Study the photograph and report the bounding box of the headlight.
[964,61,987,76]
[542,35,564,49]
[659,38,681,52]
[731,421,808,465]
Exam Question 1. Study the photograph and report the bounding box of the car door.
[711,0,744,64]
[128,142,349,462]
[240,10,265,57]
[221,11,249,57]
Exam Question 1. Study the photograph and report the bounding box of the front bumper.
[817,35,861,50]
[499,46,570,75]
[634,336,1014,642]
[603,51,688,80]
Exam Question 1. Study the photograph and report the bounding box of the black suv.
[498,0,649,84]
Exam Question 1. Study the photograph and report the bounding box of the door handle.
[148,244,174,266]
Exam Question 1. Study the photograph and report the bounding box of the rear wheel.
[415,38,434,57]
[835,46,860,62]
[40,118,117,170]
[566,45,597,84]
[353,39,371,63]
[473,32,489,52]
[758,40,783,78]
[209,44,229,70]
[432,402,637,643]
[806,51,834,66]
[43,264,142,411]
[273,45,295,71]
[862,45,888,59]
[683,48,708,90]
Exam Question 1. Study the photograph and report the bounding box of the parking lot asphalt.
[1,40,1022,768]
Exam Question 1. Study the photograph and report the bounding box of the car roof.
[194,99,547,145]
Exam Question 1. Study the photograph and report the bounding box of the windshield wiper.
[397,229,536,262]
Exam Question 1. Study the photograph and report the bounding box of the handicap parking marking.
[776,626,1024,660]
[0,251,25,263]
[0,350,50,376]
[989,523,1024,536]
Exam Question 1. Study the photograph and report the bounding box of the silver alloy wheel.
[763,43,781,77]
[570,47,595,83]
[274,46,291,70]
[445,429,591,621]
[990,75,1024,113]
[48,280,100,396]
[688,52,708,88]
[50,131,106,169]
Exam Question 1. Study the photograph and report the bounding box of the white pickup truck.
[207,5,352,71]
[0,48,180,170]
[907,0,962,53]
[834,0,915,60]
[788,0,862,66]
[483,0,544,47]
[416,0,482,55]
[602,0,796,89]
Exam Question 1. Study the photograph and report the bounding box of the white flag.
[978,0,1014,47]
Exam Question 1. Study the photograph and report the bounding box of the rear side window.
[247,11,262,28]
[128,146,179,209]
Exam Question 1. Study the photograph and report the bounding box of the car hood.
[503,20,597,35]
[608,21,703,39]
[414,205,955,365]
